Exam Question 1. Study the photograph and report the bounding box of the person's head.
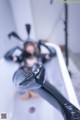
[23,41,39,66]
[24,41,36,53]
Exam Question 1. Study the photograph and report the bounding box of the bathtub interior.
[0,44,77,120]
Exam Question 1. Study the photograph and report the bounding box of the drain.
[29,107,36,113]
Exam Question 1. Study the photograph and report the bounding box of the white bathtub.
[0,43,79,120]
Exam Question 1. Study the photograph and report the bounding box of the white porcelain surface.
[0,44,79,120]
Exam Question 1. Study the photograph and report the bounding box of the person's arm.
[38,40,56,64]
[4,47,24,63]
[40,53,55,64]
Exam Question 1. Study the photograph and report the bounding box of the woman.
[13,41,40,100]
